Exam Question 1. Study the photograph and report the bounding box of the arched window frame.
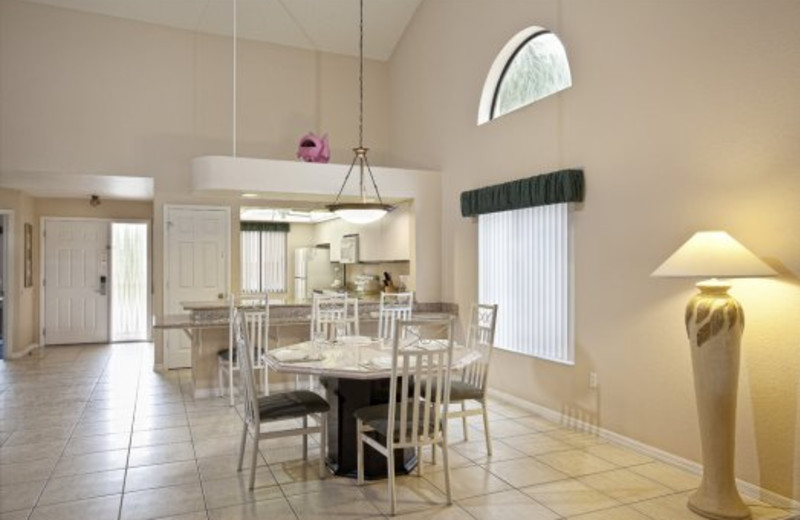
[478,26,572,125]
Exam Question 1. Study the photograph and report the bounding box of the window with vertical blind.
[478,203,574,364]
[240,222,288,293]
[464,169,583,363]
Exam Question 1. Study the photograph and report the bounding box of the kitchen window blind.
[478,202,574,364]
[241,229,287,293]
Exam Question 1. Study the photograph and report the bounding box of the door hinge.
[42,279,46,287]
[42,328,46,337]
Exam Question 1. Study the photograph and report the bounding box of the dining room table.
[263,334,478,479]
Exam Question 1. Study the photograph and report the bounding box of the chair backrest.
[235,309,260,427]
[460,303,498,396]
[377,292,414,340]
[240,294,269,368]
[387,317,455,447]
[311,293,359,339]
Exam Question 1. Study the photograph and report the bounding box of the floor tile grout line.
[20,348,117,519]
[115,347,146,520]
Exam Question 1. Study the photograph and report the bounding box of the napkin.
[274,349,311,362]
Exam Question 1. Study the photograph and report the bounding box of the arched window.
[478,27,572,125]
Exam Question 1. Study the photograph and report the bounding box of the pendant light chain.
[232,0,238,158]
[358,0,364,149]
[325,0,393,224]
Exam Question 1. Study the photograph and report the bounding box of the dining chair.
[377,291,413,341]
[311,292,360,340]
[445,303,498,455]
[218,293,270,405]
[353,317,455,516]
[234,309,330,489]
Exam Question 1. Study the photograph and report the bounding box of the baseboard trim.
[488,388,800,511]
[7,343,41,359]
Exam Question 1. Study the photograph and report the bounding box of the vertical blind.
[241,230,287,293]
[478,203,574,364]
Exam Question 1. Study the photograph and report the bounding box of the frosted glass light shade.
[652,231,776,278]
[329,203,390,224]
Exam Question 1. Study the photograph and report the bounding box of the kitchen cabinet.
[314,218,342,262]
[313,202,411,262]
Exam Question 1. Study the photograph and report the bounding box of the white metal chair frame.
[234,310,329,489]
[446,303,498,454]
[355,317,455,516]
[377,292,414,341]
[310,293,360,340]
[218,294,270,405]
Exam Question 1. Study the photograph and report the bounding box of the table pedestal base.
[323,377,416,479]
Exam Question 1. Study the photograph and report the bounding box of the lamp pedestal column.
[685,281,750,520]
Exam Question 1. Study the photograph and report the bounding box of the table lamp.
[652,231,776,520]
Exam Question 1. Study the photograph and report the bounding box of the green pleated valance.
[460,168,584,217]
[240,221,290,233]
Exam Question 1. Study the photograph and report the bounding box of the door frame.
[162,204,231,367]
[0,210,14,358]
[39,217,152,346]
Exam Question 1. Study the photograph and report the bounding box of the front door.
[164,206,229,369]
[44,219,110,345]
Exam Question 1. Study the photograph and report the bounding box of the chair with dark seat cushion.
[234,310,329,489]
[446,303,498,455]
[218,294,270,405]
[354,317,455,516]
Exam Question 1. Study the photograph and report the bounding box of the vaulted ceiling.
[20,0,422,61]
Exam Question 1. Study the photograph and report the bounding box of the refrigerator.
[293,247,335,301]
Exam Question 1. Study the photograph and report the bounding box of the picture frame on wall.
[24,222,32,288]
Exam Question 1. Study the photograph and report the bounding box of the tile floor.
[0,343,796,520]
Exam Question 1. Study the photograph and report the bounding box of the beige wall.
[390,0,800,500]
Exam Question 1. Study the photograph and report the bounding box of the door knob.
[218,293,224,299]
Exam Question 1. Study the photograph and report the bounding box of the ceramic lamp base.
[685,281,750,520]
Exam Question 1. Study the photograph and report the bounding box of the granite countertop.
[156,302,457,330]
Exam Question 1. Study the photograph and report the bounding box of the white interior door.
[164,206,229,369]
[44,219,110,345]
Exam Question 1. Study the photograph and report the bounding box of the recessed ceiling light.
[241,193,259,198]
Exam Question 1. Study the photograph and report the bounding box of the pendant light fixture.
[326,0,393,225]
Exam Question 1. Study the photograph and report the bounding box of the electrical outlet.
[589,372,598,389]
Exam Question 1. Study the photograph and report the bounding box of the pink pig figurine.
[296,132,331,163]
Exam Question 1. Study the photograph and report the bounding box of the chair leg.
[218,363,224,397]
[440,437,452,506]
[263,366,269,396]
[302,416,309,460]
[249,425,259,489]
[461,401,469,441]
[318,414,327,479]
[237,420,248,471]
[481,399,492,456]
[417,446,424,476]
[387,446,397,516]
[228,363,235,407]
[356,420,365,485]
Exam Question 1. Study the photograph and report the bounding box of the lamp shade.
[652,231,776,278]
